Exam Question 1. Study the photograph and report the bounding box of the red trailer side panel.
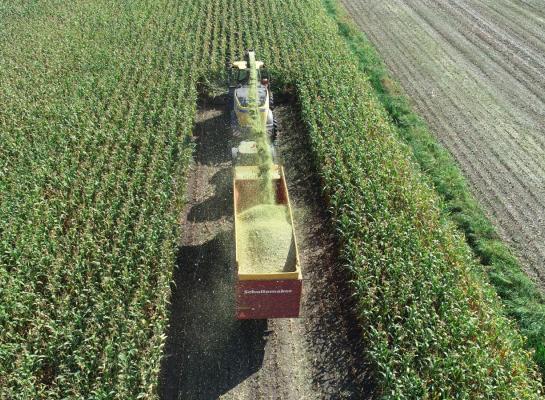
[236,279,302,319]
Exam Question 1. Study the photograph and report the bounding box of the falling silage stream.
[158,98,372,399]
[235,52,290,275]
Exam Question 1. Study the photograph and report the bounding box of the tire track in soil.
[345,0,545,261]
[378,0,545,256]
[480,1,545,55]
[159,99,373,399]
[370,0,545,197]
[340,0,545,288]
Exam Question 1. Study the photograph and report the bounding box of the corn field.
[0,0,543,398]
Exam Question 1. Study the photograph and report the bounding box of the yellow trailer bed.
[233,165,302,319]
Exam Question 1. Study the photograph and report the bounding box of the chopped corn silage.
[237,204,293,274]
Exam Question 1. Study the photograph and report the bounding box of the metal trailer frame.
[233,165,302,319]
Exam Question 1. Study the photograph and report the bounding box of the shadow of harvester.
[187,168,232,223]
[193,103,231,166]
[159,231,267,400]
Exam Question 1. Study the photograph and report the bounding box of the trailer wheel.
[272,118,278,141]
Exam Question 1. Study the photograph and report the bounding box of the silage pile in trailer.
[237,205,293,274]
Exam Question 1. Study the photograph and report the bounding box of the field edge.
[321,0,545,377]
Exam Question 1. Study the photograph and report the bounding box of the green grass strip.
[322,0,545,377]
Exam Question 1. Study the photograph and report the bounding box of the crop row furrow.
[358,0,545,216]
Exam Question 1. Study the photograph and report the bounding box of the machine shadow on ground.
[193,100,231,166]
[159,99,268,400]
[159,231,267,400]
[187,168,232,223]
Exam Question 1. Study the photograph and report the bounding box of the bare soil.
[341,0,545,290]
[158,100,373,399]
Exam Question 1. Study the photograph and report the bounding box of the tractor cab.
[228,51,276,139]
[229,59,269,87]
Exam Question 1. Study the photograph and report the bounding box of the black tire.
[272,118,278,141]
[227,90,234,112]
[269,90,274,109]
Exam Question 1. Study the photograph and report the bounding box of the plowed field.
[341,0,545,288]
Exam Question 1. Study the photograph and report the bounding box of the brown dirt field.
[341,0,545,289]
[158,100,373,399]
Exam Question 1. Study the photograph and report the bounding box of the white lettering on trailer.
[244,289,293,295]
